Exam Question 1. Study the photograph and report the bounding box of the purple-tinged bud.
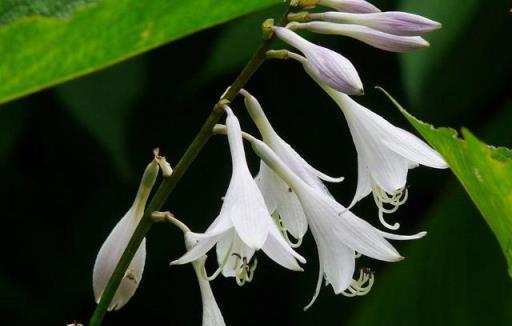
[318,0,380,13]
[308,11,441,36]
[290,22,430,52]
[273,26,364,95]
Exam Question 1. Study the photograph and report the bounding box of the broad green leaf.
[382,89,512,276]
[399,0,512,120]
[0,0,281,104]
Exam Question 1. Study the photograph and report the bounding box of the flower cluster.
[92,0,447,324]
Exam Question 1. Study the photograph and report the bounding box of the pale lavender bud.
[308,11,441,36]
[290,21,429,52]
[273,26,364,95]
[318,0,380,13]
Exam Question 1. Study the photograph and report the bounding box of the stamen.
[341,268,375,297]
[273,213,303,248]
[234,256,258,287]
[371,182,409,230]
[200,239,234,281]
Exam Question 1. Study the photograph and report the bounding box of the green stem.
[88,6,292,326]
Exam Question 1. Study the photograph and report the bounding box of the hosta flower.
[93,160,159,311]
[289,21,429,52]
[317,0,380,13]
[166,214,226,326]
[171,107,306,284]
[312,79,447,229]
[272,26,364,95]
[307,11,441,36]
[241,89,343,243]
[250,136,426,309]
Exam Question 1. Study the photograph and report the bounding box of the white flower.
[93,160,159,311]
[250,136,426,309]
[241,89,343,243]
[167,215,227,326]
[289,21,429,52]
[272,26,364,95]
[318,0,381,13]
[307,11,441,36]
[171,107,306,283]
[313,80,447,229]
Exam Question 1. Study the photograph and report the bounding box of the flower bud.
[318,0,380,13]
[291,21,429,52]
[92,160,159,311]
[308,11,441,36]
[273,26,364,95]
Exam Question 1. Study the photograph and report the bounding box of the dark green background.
[0,0,511,325]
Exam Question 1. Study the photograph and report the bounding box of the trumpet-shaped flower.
[289,21,429,52]
[241,89,343,243]
[310,78,447,229]
[250,136,426,309]
[167,215,226,326]
[93,160,159,311]
[272,26,364,95]
[318,0,380,13]
[307,11,441,36]
[171,107,306,283]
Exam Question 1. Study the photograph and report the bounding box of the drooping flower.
[93,160,159,311]
[165,213,227,326]
[241,89,343,244]
[310,77,447,229]
[250,135,426,309]
[272,26,364,95]
[288,21,429,52]
[317,0,381,13]
[307,11,441,36]
[171,107,306,284]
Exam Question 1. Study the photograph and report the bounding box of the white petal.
[93,208,146,311]
[304,264,324,311]
[255,161,279,214]
[297,186,402,262]
[259,162,309,239]
[348,153,372,208]
[226,170,271,249]
[224,109,271,249]
[192,258,227,326]
[262,224,306,270]
[382,127,448,169]
[171,232,225,265]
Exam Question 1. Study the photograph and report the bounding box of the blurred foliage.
[0,0,511,325]
[0,0,281,104]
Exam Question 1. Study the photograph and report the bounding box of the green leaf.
[0,0,281,104]
[380,88,512,277]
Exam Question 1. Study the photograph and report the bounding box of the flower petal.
[318,0,381,13]
[348,153,372,208]
[382,127,448,169]
[93,208,147,311]
[192,257,227,326]
[294,22,429,52]
[262,224,306,270]
[171,232,225,265]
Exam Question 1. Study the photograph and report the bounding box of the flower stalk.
[87,5,293,326]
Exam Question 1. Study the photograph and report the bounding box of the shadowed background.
[0,0,511,325]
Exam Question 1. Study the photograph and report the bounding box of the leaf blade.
[0,0,281,104]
